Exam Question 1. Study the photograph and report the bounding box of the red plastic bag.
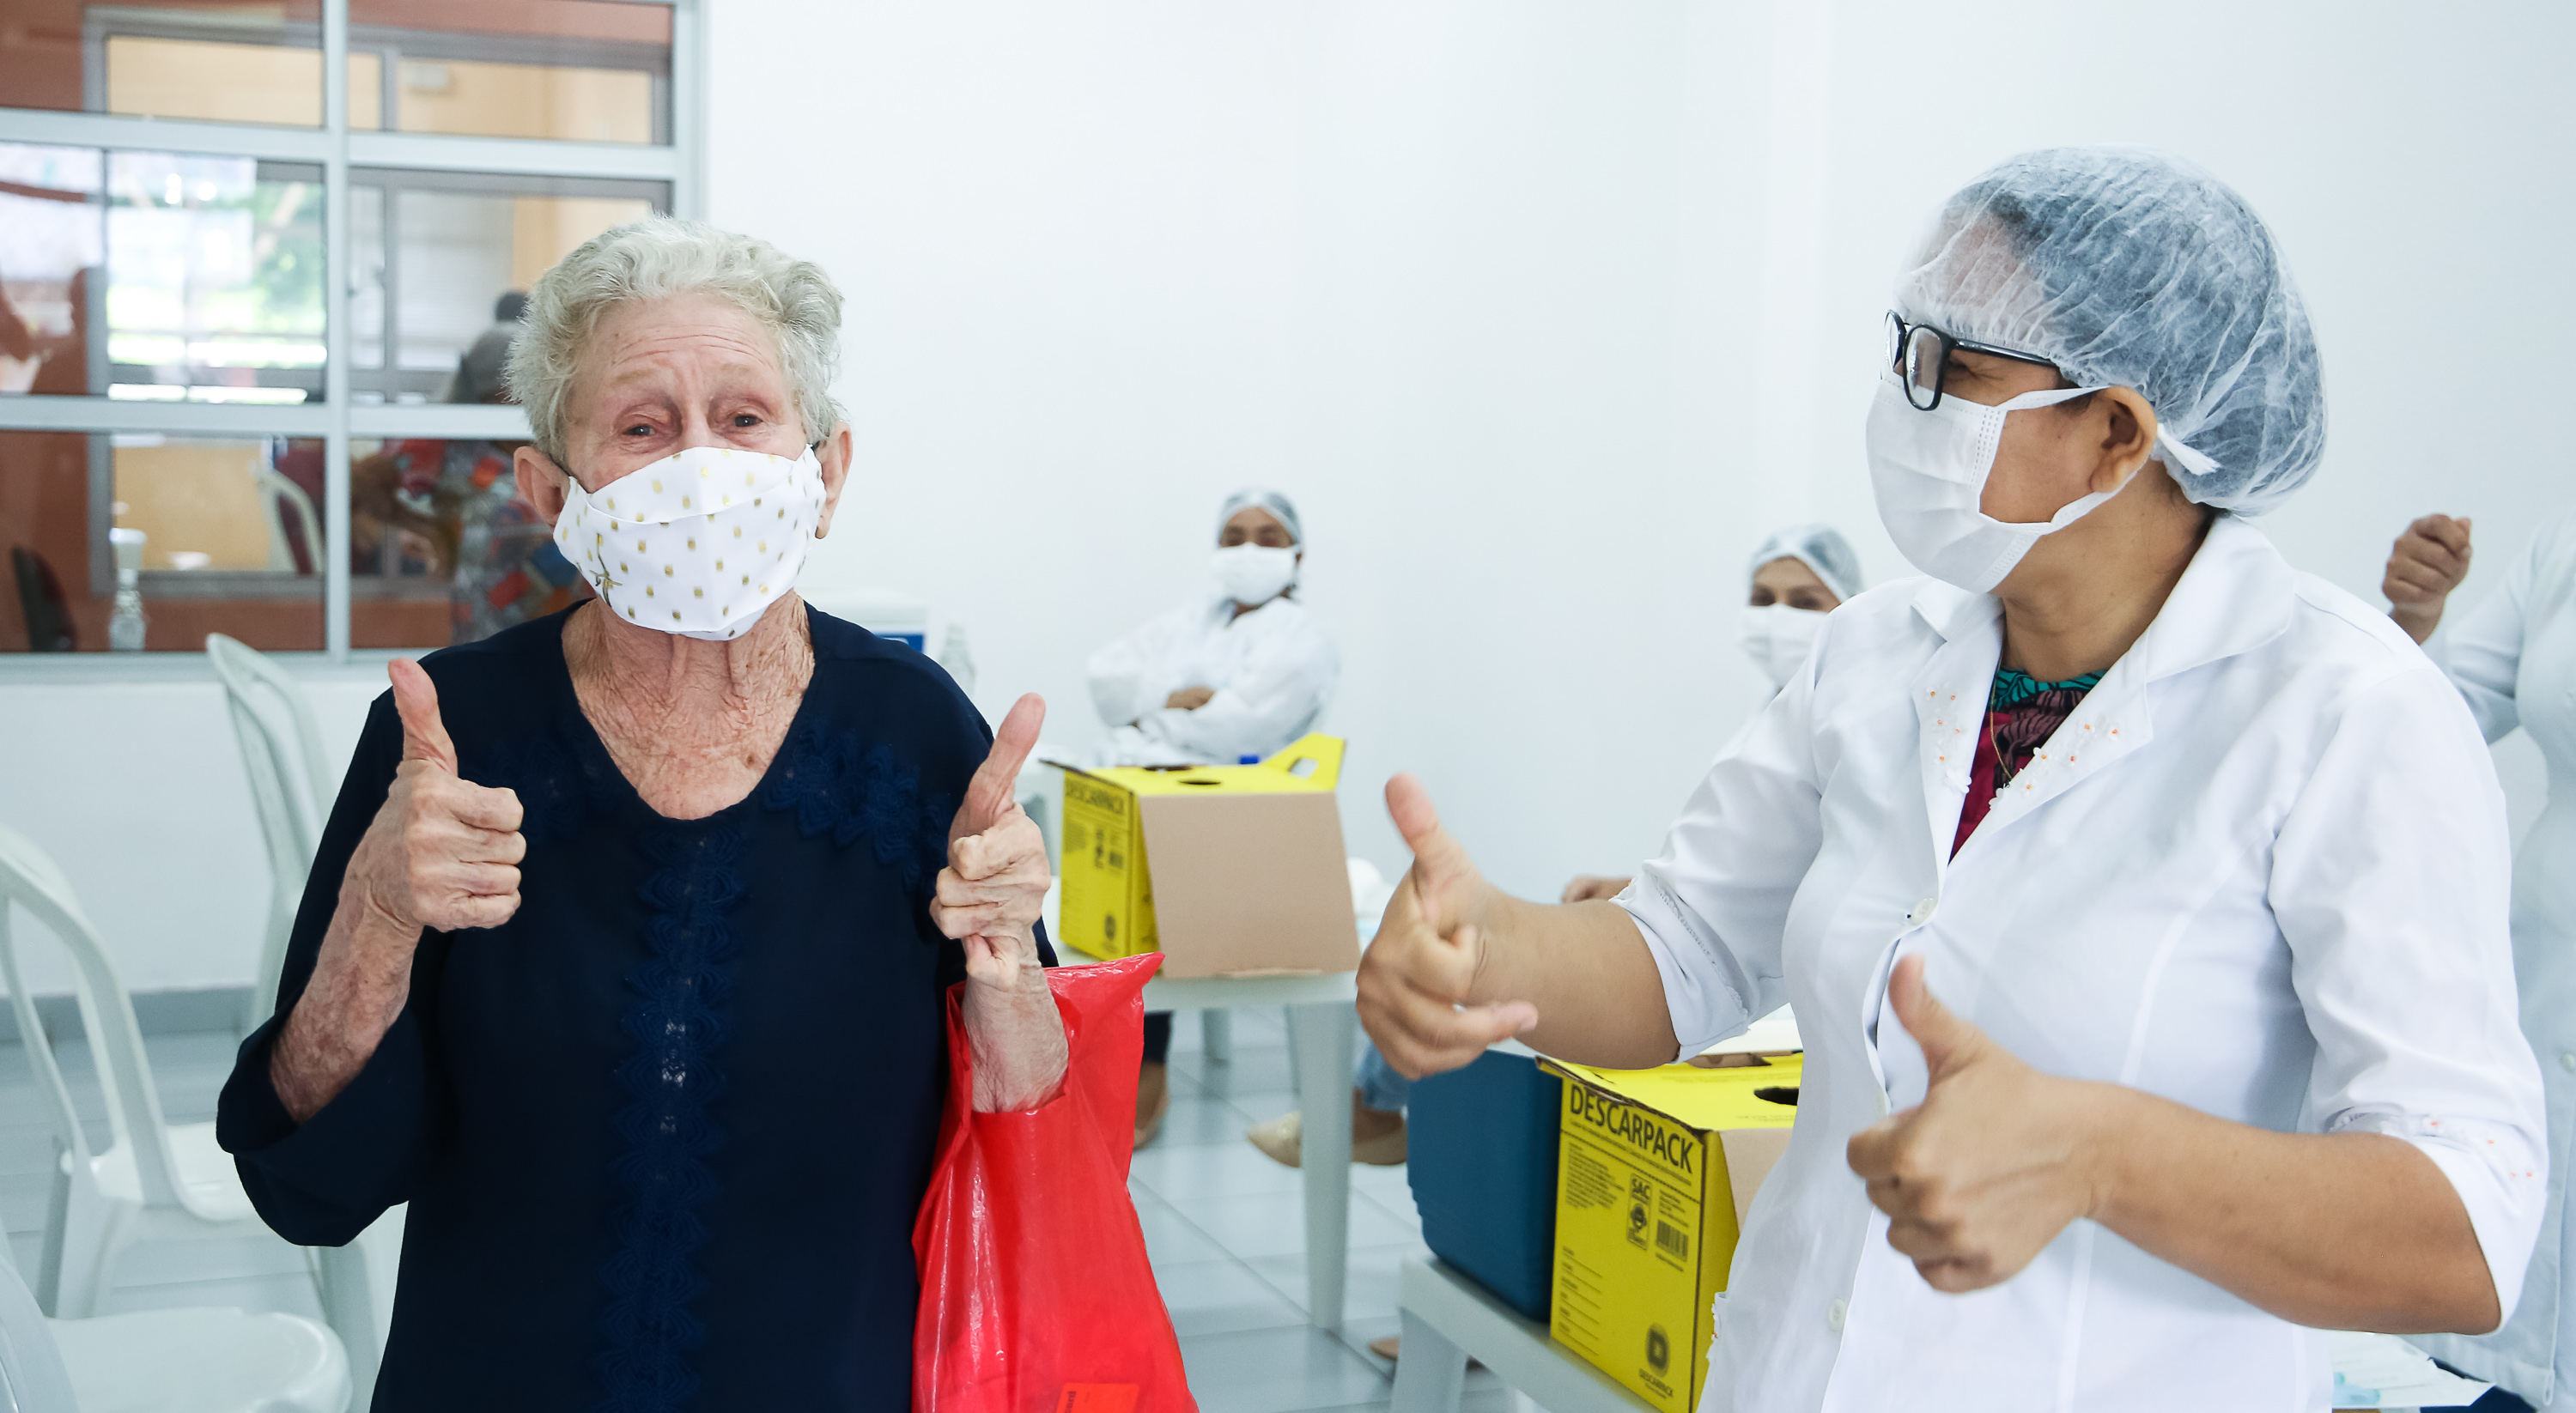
[914,952,1196,1413]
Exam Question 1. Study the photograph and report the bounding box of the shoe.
[1245,1109,1410,1167]
[1134,1062,1170,1149]
[1352,1113,1406,1166]
[1247,1111,1303,1167]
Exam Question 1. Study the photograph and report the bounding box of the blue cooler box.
[1405,1048,1562,1321]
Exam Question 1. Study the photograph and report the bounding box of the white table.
[1062,949,1359,1330]
[1390,1257,1650,1413]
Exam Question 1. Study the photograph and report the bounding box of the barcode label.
[1655,1222,1690,1259]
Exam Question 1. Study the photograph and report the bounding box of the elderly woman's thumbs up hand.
[936,694,1067,1113]
[272,659,523,1122]
[354,659,526,936]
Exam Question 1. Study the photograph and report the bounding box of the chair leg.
[34,1158,67,1317]
[1200,1008,1233,1064]
[50,1179,118,1319]
[1388,1308,1469,1413]
[317,1219,394,1413]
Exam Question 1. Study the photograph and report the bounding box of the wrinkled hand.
[1845,955,2109,1293]
[2385,513,2473,644]
[933,694,1051,990]
[1164,685,1216,712]
[1357,774,1538,1079]
[345,658,525,935]
[1559,874,1632,905]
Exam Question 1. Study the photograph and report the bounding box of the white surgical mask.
[1212,544,1298,608]
[1864,374,2129,594]
[1738,603,1828,689]
[552,443,829,640]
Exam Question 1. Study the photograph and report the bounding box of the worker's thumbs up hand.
[1358,774,1539,1080]
[346,658,525,937]
[935,694,1053,992]
[1844,955,2110,1294]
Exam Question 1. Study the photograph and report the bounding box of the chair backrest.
[0,824,185,1215]
[204,634,331,1019]
[254,458,325,576]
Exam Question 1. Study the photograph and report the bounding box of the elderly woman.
[1359,149,2548,1409]
[216,218,1065,1410]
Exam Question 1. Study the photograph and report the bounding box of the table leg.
[1200,1007,1233,1064]
[1288,999,1354,1330]
[1388,1307,1468,1413]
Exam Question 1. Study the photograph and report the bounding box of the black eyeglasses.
[1884,312,2063,411]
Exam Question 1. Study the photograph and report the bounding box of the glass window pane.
[349,0,671,144]
[348,435,591,649]
[0,144,102,397]
[353,177,658,403]
[0,428,325,652]
[0,0,324,120]
[106,152,326,404]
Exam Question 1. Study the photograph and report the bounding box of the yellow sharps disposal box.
[1052,736,1358,979]
[1540,1055,1803,1413]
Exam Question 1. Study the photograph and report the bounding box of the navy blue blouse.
[217,607,1050,1412]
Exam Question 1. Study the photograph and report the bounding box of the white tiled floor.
[0,1009,1535,1411]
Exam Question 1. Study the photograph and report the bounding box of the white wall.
[3,0,2566,992]
[0,666,383,995]
[711,0,1820,898]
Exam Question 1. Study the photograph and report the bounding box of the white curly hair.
[507,216,845,464]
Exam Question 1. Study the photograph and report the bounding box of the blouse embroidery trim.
[594,821,746,1412]
[757,717,957,894]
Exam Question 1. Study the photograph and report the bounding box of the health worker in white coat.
[1085,488,1340,768]
[1088,487,1340,1148]
[1356,148,2546,1413]
[2383,510,2576,1410]
[1739,523,1866,692]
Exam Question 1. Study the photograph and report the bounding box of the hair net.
[1893,148,2324,515]
[1218,487,1303,545]
[1748,523,1863,602]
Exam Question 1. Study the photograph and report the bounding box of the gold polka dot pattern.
[551,445,829,641]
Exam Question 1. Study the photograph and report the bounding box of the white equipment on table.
[0,1204,349,1413]
[0,819,394,1413]
[797,587,929,652]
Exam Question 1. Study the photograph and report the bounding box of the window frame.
[0,0,703,667]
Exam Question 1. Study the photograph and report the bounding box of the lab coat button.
[1827,1298,1848,1332]
[1905,898,1936,926]
[2561,1052,2574,1073]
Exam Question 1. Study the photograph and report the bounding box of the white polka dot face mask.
[551,444,829,640]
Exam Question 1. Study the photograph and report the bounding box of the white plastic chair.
[203,634,331,1029]
[0,1206,347,1413]
[204,634,407,1413]
[0,822,398,1413]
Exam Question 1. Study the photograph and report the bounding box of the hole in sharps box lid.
[1753,1086,1800,1106]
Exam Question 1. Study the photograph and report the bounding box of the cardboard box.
[1541,1055,1802,1413]
[1053,736,1359,979]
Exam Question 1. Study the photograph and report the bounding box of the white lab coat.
[1618,515,2547,1413]
[1084,592,1339,767]
[2414,508,2576,1408]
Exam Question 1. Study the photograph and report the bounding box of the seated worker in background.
[2380,510,2576,1411]
[1086,488,1340,1145]
[1260,520,1862,1173]
[1358,149,2544,1411]
[351,291,586,644]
